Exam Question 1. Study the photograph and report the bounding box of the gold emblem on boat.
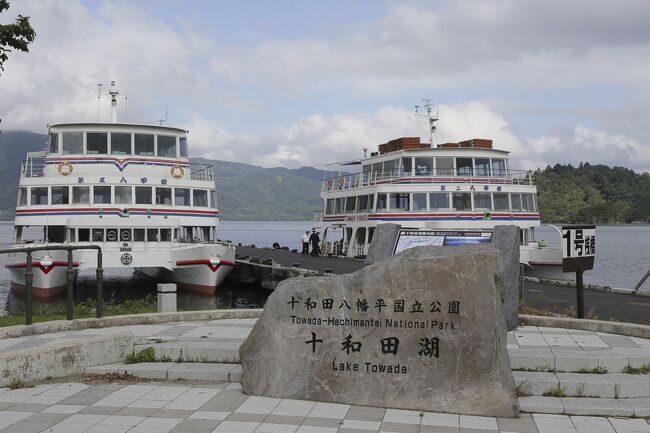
[57,161,73,176]
[170,165,184,179]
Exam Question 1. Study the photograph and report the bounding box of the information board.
[394,230,492,255]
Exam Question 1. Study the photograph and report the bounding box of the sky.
[1,0,650,172]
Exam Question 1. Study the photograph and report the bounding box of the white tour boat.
[6,82,236,298]
[315,106,564,280]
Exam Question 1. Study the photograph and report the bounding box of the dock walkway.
[235,246,365,275]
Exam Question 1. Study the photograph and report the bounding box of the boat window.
[367,194,374,212]
[511,193,522,211]
[372,163,383,180]
[111,133,131,154]
[383,159,397,178]
[521,193,535,211]
[335,197,345,213]
[147,228,159,241]
[72,186,90,204]
[193,189,208,207]
[134,134,154,156]
[68,228,76,242]
[78,228,90,242]
[412,193,427,211]
[362,164,371,182]
[18,187,27,206]
[51,186,69,205]
[135,186,152,205]
[47,226,66,243]
[345,196,356,213]
[435,157,454,176]
[376,193,388,211]
[157,135,176,157]
[401,157,412,176]
[93,186,111,204]
[429,192,450,210]
[156,187,172,205]
[415,157,433,176]
[160,229,172,242]
[49,133,59,154]
[473,192,492,210]
[115,186,132,204]
[92,229,104,242]
[390,193,409,210]
[456,158,473,176]
[179,137,188,157]
[493,193,509,211]
[475,158,490,176]
[87,132,108,154]
[31,187,48,205]
[356,195,368,213]
[120,228,131,242]
[326,199,335,215]
[62,132,83,154]
[492,159,506,176]
[452,192,471,211]
[134,229,145,241]
[210,190,217,208]
[175,188,190,206]
[106,229,118,242]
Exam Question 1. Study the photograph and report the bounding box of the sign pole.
[576,264,584,319]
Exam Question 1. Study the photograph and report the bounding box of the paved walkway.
[1,380,650,433]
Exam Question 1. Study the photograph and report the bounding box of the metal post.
[96,249,103,318]
[25,252,33,325]
[519,264,525,300]
[633,267,650,294]
[576,265,584,319]
[66,250,74,320]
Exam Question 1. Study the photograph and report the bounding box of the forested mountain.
[1,131,649,222]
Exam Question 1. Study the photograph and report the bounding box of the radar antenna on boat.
[415,98,439,147]
[96,81,126,123]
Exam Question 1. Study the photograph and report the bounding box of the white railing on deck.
[190,163,214,181]
[21,151,47,178]
[322,169,534,192]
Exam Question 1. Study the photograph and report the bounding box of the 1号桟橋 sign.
[561,225,596,272]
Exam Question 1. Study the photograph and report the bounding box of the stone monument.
[239,244,519,417]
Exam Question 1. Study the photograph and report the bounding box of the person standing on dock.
[309,230,321,256]
[302,231,310,255]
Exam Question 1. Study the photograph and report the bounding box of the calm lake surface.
[0,221,648,315]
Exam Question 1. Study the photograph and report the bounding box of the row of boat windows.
[48,132,189,157]
[362,156,507,177]
[325,192,537,214]
[16,225,215,244]
[18,186,216,208]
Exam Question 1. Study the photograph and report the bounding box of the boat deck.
[235,246,365,275]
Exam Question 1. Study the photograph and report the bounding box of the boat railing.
[190,163,214,181]
[21,151,47,178]
[313,210,323,222]
[322,168,535,191]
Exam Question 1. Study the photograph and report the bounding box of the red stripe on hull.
[6,261,80,275]
[175,259,237,273]
[177,282,218,295]
[10,281,67,299]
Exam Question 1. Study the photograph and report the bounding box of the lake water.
[0,221,648,315]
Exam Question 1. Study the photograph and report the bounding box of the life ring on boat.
[337,176,345,189]
[170,165,184,179]
[326,178,333,190]
[57,161,73,176]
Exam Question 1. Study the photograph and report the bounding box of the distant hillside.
[0,131,324,221]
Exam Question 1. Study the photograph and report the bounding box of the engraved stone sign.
[239,245,519,417]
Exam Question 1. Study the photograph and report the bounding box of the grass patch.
[124,347,156,364]
[515,382,531,397]
[512,366,556,372]
[622,364,650,374]
[8,378,29,390]
[0,294,157,327]
[519,300,599,320]
[577,366,608,374]
[542,386,567,397]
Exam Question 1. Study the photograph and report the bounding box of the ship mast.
[96,81,123,123]
[415,98,439,147]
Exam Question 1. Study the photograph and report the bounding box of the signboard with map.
[393,230,492,254]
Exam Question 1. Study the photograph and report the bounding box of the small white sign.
[561,226,596,259]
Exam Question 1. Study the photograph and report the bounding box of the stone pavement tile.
[83,425,131,433]
[169,418,221,432]
[8,403,50,412]
[496,414,537,433]
[167,362,233,381]
[127,399,168,409]
[212,420,260,432]
[600,335,640,348]
[0,403,14,410]
[608,417,650,433]
[532,414,576,433]
[0,410,34,429]
[225,412,267,422]
[199,389,248,411]
[338,429,377,433]
[383,409,422,425]
[419,426,458,433]
[301,417,344,428]
[114,406,158,417]
[42,404,87,414]
[59,395,103,405]
[555,373,617,398]
[509,350,555,371]
[24,412,70,423]
[608,374,650,398]
[189,410,231,420]
[255,422,300,432]
[512,371,559,396]
[271,399,316,417]
[379,421,420,432]
[459,429,500,433]
[96,414,145,426]
[554,351,599,372]
[79,405,121,415]
[295,426,338,433]
[263,415,305,425]
[235,396,282,415]
[0,420,56,432]
[622,397,650,417]
[561,398,634,417]
[142,385,190,401]
[518,396,564,414]
[340,419,382,430]
[130,416,184,432]
[153,408,194,418]
[421,412,459,428]
[543,334,579,348]
[345,405,386,422]
[308,402,350,419]
[571,415,616,433]
[592,353,630,373]
[459,415,498,430]
[163,387,220,410]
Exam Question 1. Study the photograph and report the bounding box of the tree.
[0,0,36,74]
